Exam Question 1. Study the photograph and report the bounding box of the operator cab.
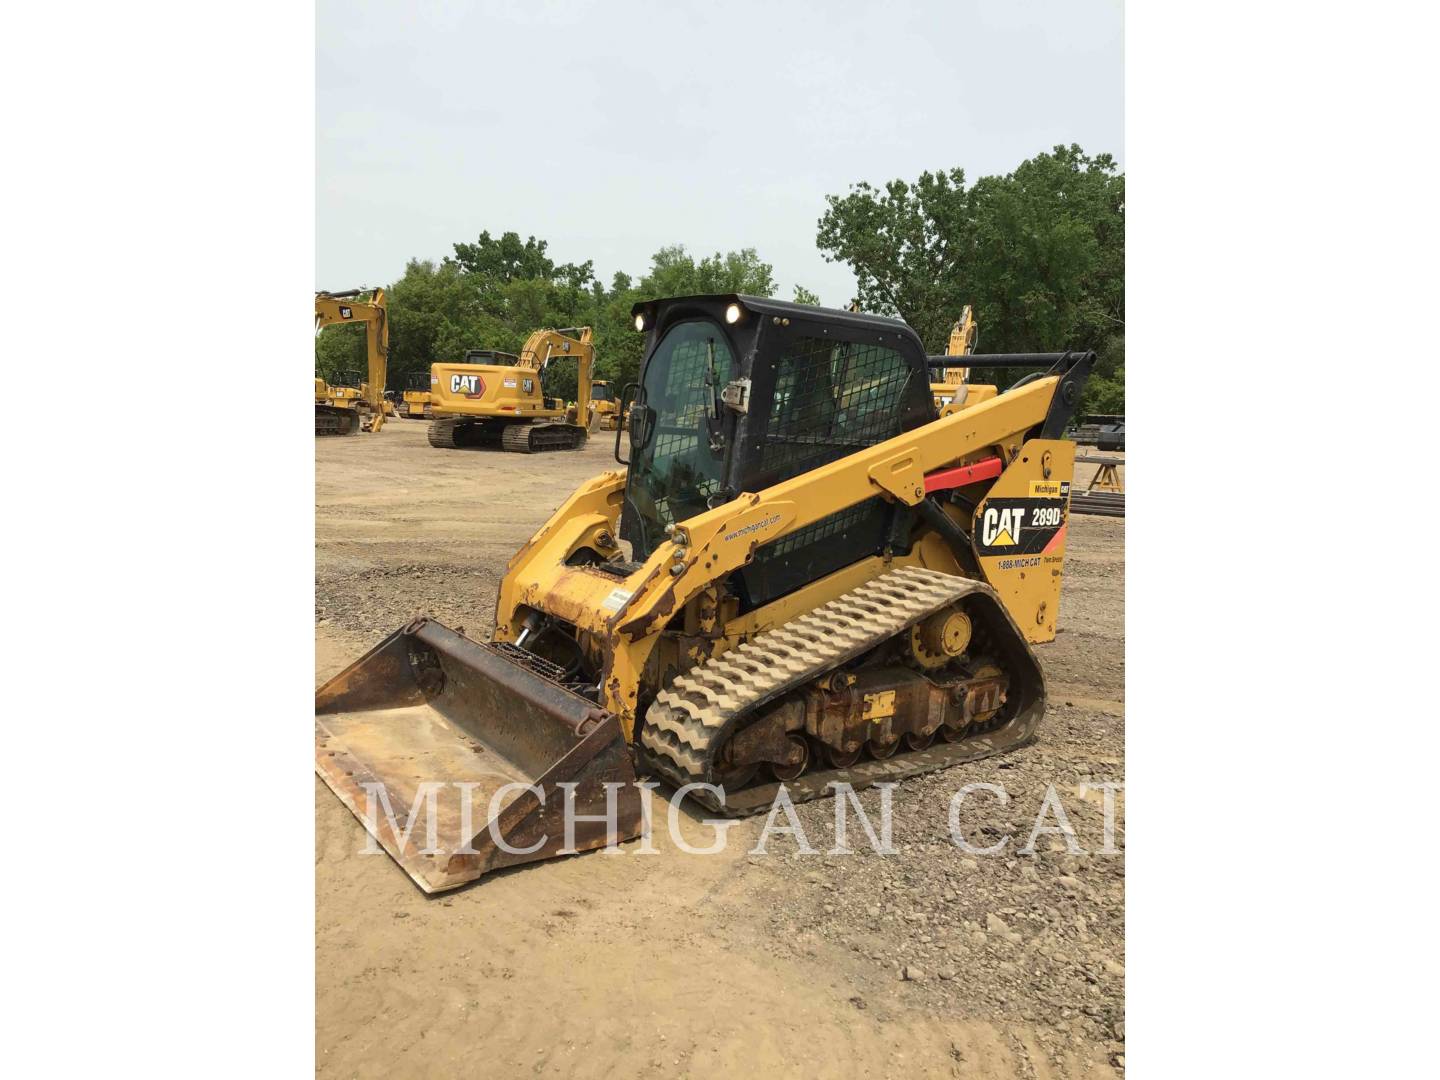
[621,295,937,610]
[462,349,519,365]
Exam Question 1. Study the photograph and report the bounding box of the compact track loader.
[426,328,595,452]
[316,295,1092,891]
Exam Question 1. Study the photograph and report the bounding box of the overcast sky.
[317,0,1123,306]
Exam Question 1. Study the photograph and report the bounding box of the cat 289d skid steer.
[316,295,1092,892]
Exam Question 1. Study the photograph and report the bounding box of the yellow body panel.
[430,362,563,419]
[938,383,998,416]
[972,439,1076,642]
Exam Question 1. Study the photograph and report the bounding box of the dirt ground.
[316,418,1125,1079]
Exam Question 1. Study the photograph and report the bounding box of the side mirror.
[614,382,641,465]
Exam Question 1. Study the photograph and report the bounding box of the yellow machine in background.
[313,373,366,434]
[398,372,432,419]
[929,305,998,416]
[427,327,594,452]
[314,377,348,426]
[317,294,1095,891]
[588,380,624,430]
[315,288,388,436]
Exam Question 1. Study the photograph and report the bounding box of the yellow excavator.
[928,305,999,417]
[315,288,388,436]
[316,295,1092,891]
[426,327,594,452]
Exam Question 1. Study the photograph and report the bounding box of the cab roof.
[631,294,924,350]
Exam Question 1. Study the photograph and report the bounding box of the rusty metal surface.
[316,619,643,893]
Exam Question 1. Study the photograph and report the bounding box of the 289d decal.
[974,497,1069,557]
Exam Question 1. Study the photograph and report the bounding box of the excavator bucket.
[315,618,644,893]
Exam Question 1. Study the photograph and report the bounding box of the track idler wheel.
[904,728,938,751]
[823,741,863,769]
[866,736,899,759]
[769,734,810,781]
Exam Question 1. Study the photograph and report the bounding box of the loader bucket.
[315,618,643,893]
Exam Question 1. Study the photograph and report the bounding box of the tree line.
[317,144,1123,411]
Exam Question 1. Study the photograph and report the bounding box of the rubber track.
[639,566,986,813]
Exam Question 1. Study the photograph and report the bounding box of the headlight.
[633,313,646,332]
[724,303,742,324]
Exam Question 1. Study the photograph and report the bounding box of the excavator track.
[501,422,588,453]
[638,566,1045,817]
[427,417,462,448]
[427,418,588,452]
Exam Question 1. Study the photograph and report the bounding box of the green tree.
[637,245,777,299]
[792,285,821,305]
[450,230,594,289]
[817,145,1124,409]
[314,322,366,384]
[383,259,503,384]
[363,236,790,405]
[589,246,783,391]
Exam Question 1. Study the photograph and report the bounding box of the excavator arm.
[944,304,979,381]
[316,288,389,432]
[518,326,594,421]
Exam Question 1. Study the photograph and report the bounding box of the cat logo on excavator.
[451,373,485,398]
